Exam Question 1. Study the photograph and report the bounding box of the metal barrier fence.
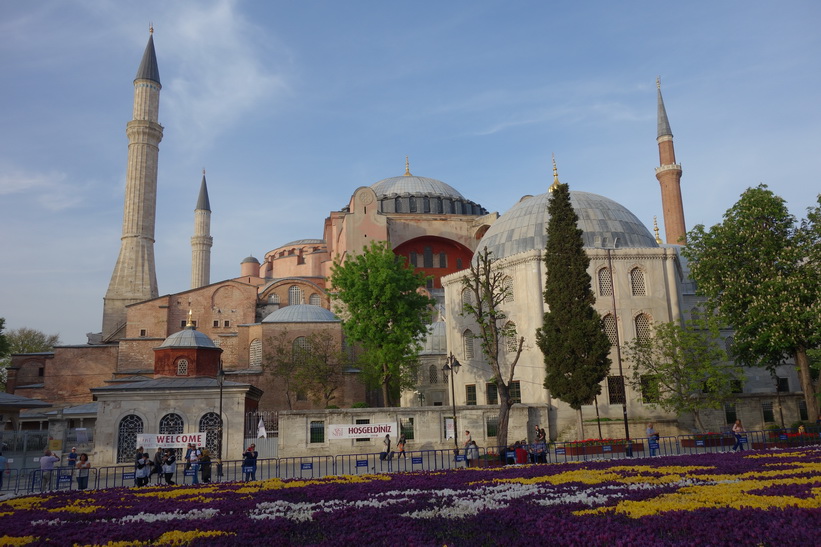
[2,429,818,496]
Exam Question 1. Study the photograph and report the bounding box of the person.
[76,453,91,491]
[466,440,480,468]
[39,449,60,492]
[162,448,176,485]
[67,447,78,471]
[242,444,258,481]
[732,419,746,451]
[396,434,407,459]
[188,444,201,484]
[798,424,806,435]
[514,441,528,464]
[199,448,212,483]
[153,447,164,485]
[646,423,660,456]
[380,434,391,461]
[184,443,194,470]
[464,430,472,449]
[0,451,9,491]
[135,452,151,487]
[534,425,546,442]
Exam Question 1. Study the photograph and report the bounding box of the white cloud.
[0,166,84,211]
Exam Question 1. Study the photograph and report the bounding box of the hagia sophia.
[5,32,803,464]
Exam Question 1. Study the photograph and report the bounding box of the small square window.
[180,320,186,328]
[224,320,230,328]
[213,320,220,328]
[776,377,789,393]
[139,329,146,337]
[724,403,737,425]
[762,402,775,423]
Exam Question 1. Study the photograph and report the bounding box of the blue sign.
[555,448,566,455]
[602,445,612,452]
[184,470,195,477]
[301,462,313,470]
[58,474,72,483]
[779,434,788,441]
[695,440,705,447]
[455,455,465,462]
[122,472,135,480]
[411,457,423,465]
[356,459,368,468]
[649,441,660,450]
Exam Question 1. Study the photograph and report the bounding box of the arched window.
[249,338,262,367]
[598,267,613,296]
[461,288,474,309]
[504,321,518,353]
[268,293,280,305]
[292,336,310,364]
[309,293,321,306]
[176,358,189,376]
[288,285,304,306]
[435,197,443,213]
[409,197,417,213]
[463,329,475,359]
[428,364,438,384]
[117,415,144,463]
[630,267,646,296]
[423,196,430,213]
[634,313,652,341]
[603,314,618,345]
[724,336,735,360]
[159,413,184,460]
[199,412,222,457]
[503,277,514,303]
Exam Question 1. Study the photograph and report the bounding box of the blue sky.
[1,1,819,344]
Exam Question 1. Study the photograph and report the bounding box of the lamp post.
[217,362,225,460]
[415,390,426,407]
[442,353,461,452]
[605,244,631,454]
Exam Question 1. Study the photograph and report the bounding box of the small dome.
[262,304,340,323]
[479,191,658,260]
[371,175,465,200]
[158,326,216,348]
[241,255,260,264]
[419,321,447,355]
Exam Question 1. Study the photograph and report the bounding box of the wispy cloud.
[0,165,83,211]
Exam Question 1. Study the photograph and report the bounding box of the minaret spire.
[654,78,687,244]
[404,156,412,176]
[549,153,561,192]
[191,169,213,289]
[102,31,164,340]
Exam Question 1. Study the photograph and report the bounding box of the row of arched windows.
[268,286,323,306]
[598,266,647,297]
[117,412,222,463]
[460,321,519,360]
[601,312,653,345]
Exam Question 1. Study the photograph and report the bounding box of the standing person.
[0,452,9,491]
[396,434,407,459]
[67,447,78,471]
[466,441,480,468]
[75,453,91,491]
[153,447,164,485]
[242,444,258,481]
[135,453,151,487]
[646,423,660,456]
[732,420,746,451]
[39,449,60,492]
[380,434,391,461]
[464,430,472,450]
[184,443,193,470]
[188,445,201,485]
[162,449,176,485]
[199,448,212,483]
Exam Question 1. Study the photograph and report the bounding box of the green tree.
[459,247,524,450]
[293,331,348,408]
[330,241,433,406]
[0,325,60,389]
[622,320,741,432]
[0,319,10,360]
[263,330,300,410]
[683,186,821,421]
[536,182,612,436]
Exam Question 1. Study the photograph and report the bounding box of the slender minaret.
[191,169,213,288]
[102,29,163,340]
[654,77,686,244]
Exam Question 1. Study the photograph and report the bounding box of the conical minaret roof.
[196,171,211,211]
[656,77,672,139]
[135,31,161,85]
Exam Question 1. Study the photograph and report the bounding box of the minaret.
[102,29,163,340]
[654,78,686,244]
[191,169,213,288]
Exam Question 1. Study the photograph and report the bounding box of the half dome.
[262,304,340,323]
[478,191,658,260]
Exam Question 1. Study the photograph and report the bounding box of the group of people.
[379,434,409,462]
[136,444,216,486]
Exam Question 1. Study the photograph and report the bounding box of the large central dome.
[368,170,487,216]
[371,175,465,200]
[478,191,658,260]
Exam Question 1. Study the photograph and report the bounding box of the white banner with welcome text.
[328,423,397,440]
[136,433,206,449]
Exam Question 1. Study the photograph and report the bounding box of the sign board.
[356,459,369,468]
[328,423,397,440]
[136,433,206,449]
[444,417,455,441]
[602,445,612,452]
[411,457,423,465]
[301,463,313,470]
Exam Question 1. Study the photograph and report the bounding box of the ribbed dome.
[478,191,658,260]
[371,175,465,199]
[158,326,216,348]
[419,320,447,355]
[262,304,339,323]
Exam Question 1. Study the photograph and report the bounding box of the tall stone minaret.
[102,29,163,340]
[191,170,213,288]
[654,78,686,245]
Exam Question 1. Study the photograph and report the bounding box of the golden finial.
[549,153,561,192]
[653,216,662,244]
[149,22,154,35]
[186,309,194,328]
[404,156,412,176]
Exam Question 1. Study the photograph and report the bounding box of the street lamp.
[442,353,461,452]
[217,362,225,460]
[415,390,426,406]
[605,243,631,455]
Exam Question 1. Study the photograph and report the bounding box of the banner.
[136,433,206,449]
[328,423,397,440]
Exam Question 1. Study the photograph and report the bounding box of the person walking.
[39,449,60,492]
[242,444,258,481]
[199,448,212,483]
[397,434,407,459]
[732,420,746,451]
[76,453,91,491]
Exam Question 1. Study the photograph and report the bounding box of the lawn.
[2,447,821,546]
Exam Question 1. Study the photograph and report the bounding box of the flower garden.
[2,447,821,546]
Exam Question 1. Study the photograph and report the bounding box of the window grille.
[509,381,521,404]
[423,246,433,268]
[486,415,499,438]
[640,375,661,403]
[159,413,184,460]
[292,337,310,364]
[603,314,618,345]
[762,402,775,423]
[634,313,652,341]
[199,412,222,456]
[409,197,417,213]
[630,267,646,296]
[249,339,262,367]
[395,197,402,213]
[310,420,325,443]
[503,276,514,302]
[269,293,280,304]
[423,197,430,213]
[409,252,417,267]
[428,364,438,384]
[799,400,809,421]
[401,418,415,440]
[724,403,737,425]
[598,267,613,296]
[776,377,789,393]
[176,359,189,376]
[505,322,518,353]
[309,293,321,306]
[117,415,144,463]
[461,288,473,309]
[486,383,498,405]
[288,285,304,306]
[463,329,475,359]
[608,376,626,405]
[466,385,477,405]
[439,252,447,268]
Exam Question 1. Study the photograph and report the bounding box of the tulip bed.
[2,447,821,546]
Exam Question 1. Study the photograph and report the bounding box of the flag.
[257,417,267,439]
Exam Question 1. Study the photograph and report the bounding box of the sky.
[1,1,819,345]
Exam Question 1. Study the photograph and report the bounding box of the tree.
[263,330,300,410]
[330,241,433,406]
[622,320,741,432]
[0,319,10,360]
[683,186,821,421]
[459,247,524,450]
[0,325,60,389]
[536,182,611,437]
[293,331,348,408]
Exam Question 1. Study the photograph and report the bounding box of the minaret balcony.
[655,164,682,175]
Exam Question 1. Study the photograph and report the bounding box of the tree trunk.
[496,400,512,451]
[693,409,705,433]
[796,347,819,422]
[576,408,585,440]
